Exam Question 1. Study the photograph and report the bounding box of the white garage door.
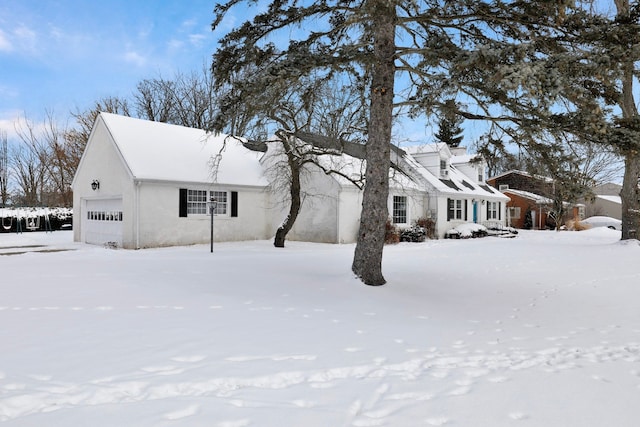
[84,198,123,247]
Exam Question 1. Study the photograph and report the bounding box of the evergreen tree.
[435,101,464,148]
[210,0,583,285]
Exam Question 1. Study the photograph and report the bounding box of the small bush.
[385,219,400,244]
[400,225,426,242]
[414,217,436,239]
[566,218,592,231]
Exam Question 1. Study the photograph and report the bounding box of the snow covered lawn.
[1,229,639,426]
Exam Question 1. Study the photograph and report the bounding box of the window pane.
[392,196,407,224]
[187,190,208,214]
[210,191,228,215]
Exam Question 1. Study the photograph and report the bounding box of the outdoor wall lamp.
[91,180,100,191]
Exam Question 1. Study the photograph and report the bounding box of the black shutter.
[498,202,502,220]
[464,200,468,221]
[179,188,188,217]
[231,191,238,217]
[487,201,490,218]
[447,198,452,221]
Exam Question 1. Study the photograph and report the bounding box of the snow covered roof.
[489,169,553,183]
[99,113,267,186]
[451,153,482,165]
[403,143,452,157]
[503,188,553,204]
[396,150,508,201]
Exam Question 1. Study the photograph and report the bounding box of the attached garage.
[72,113,271,249]
[83,197,123,246]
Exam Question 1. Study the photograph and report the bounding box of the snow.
[582,216,622,230]
[504,188,554,204]
[446,222,488,238]
[400,146,508,201]
[2,229,640,426]
[100,113,267,186]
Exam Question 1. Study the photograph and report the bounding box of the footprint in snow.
[291,399,316,408]
[28,374,52,381]
[508,412,528,420]
[448,386,471,396]
[171,355,206,363]
[141,365,185,375]
[425,417,450,426]
[163,404,199,420]
[217,420,251,427]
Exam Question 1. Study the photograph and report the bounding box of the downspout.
[336,187,341,243]
[135,179,141,249]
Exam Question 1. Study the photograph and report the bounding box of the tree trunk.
[352,1,396,286]
[274,142,302,248]
[620,151,640,240]
[615,0,640,240]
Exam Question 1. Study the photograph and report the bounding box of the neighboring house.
[583,183,622,220]
[72,113,271,249]
[73,114,509,248]
[488,170,554,195]
[501,188,554,229]
[488,170,584,229]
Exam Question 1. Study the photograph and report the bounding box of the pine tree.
[435,101,464,148]
[210,0,582,285]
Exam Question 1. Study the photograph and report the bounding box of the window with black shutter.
[179,188,188,217]
[231,191,238,217]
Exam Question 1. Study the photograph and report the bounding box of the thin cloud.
[0,29,13,52]
[123,49,147,67]
[12,24,38,53]
[188,33,207,47]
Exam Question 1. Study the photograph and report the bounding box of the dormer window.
[439,159,449,178]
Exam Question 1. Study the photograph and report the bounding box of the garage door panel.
[85,198,123,246]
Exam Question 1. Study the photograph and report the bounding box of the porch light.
[91,180,100,191]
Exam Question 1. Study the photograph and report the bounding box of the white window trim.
[187,189,230,216]
[392,195,408,224]
[448,199,463,221]
[488,201,498,220]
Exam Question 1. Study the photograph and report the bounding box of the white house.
[72,114,509,248]
[263,141,425,243]
[72,113,271,248]
[267,140,509,242]
[396,144,509,237]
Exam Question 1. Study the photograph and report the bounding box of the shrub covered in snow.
[399,225,426,242]
[445,223,488,239]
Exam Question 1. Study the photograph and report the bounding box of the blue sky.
[0,0,437,144]
[0,0,237,138]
